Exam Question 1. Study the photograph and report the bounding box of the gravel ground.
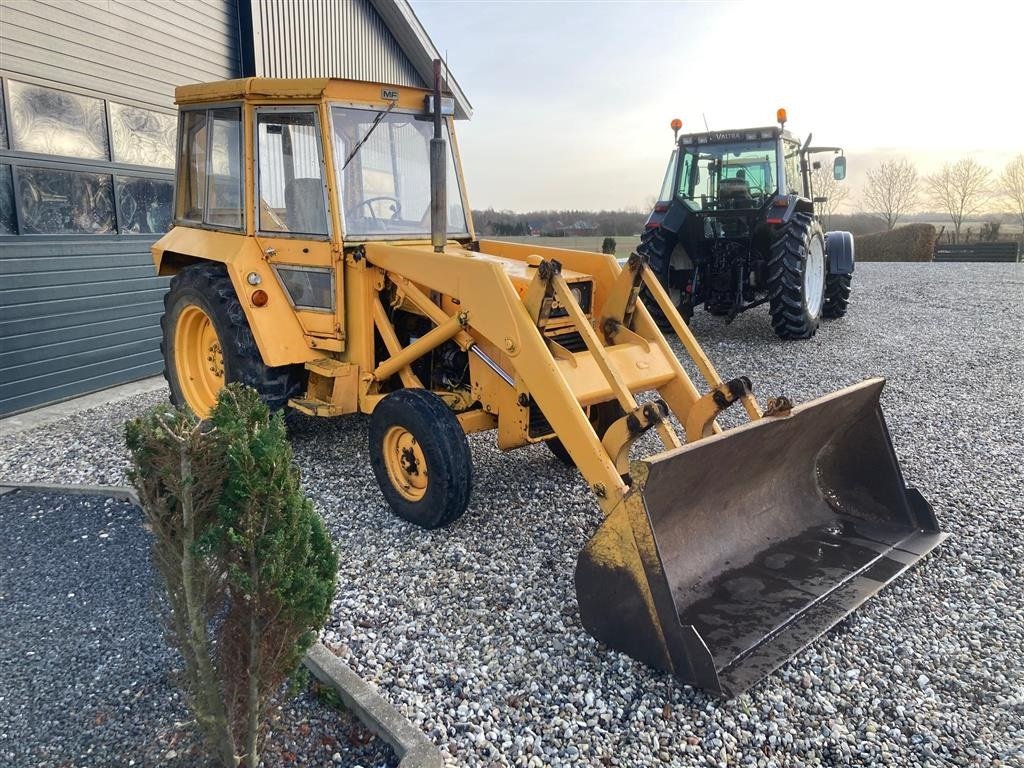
[0,490,397,768]
[2,262,1023,767]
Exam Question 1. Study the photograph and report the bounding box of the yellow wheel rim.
[382,426,428,502]
[173,304,225,418]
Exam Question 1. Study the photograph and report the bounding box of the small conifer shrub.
[126,384,337,767]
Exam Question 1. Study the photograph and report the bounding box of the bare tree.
[811,159,850,229]
[862,159,919,231]
[924,158,992,244]
[1000,154,1024,245]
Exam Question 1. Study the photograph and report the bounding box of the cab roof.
[175,77,443,116]
[676,126,798,145]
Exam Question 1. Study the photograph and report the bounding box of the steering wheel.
[347,196,402,223]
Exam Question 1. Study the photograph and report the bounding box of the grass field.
[492,234,642,256]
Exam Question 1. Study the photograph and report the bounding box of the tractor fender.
[659,199,689,235]
[151,226,319,367]
[825,231,855,274]
[766,194,805,225]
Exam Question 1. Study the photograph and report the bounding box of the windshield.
[676,140,777,211]
[331,107,468,238]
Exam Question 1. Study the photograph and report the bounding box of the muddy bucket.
[575,378,946,697]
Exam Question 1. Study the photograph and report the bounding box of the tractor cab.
[658,126,811,217]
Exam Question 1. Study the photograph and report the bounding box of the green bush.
[126,385,337,768]
[601,236,617,254]
[854,223,937,262]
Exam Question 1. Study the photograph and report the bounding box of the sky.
[411,0,1022,213]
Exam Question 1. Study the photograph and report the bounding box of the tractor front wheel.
[369,389,473,528]
[767,213,826,339]
[162,263,306,417]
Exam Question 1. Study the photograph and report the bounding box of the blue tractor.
[640,110,854,339]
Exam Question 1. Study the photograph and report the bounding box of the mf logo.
[381,88,399,101]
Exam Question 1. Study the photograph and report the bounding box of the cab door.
[253,106,344,352]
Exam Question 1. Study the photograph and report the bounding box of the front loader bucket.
[576,378,946,697]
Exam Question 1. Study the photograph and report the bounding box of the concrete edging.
[304,642,444,768]
[0,481,443,768]
[0,482,141,507]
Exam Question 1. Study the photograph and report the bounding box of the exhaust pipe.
[430,59,446,253]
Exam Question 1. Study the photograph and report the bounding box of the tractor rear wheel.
[369,388,473,528]
[162,262,306,417]
[767,213,826,339]
[546,400,626,466]
[636,227,688,333]
[822,273,852,318]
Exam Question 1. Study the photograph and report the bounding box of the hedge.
[854,223,937,262]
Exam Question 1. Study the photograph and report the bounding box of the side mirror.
[812,160,821,170]
[833,156,847,181]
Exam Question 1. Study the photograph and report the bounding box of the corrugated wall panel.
[0,0,239,106]
[0,0,238,415]
[0,239,168,414]
[251,0,425,87]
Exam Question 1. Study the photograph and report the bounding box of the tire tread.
[161,262,306,412]
[767,213,824,340]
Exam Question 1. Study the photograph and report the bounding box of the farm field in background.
[492,234,642,256]
[492,227,1021,259]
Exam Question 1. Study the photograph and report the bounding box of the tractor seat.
[284,178,328,234]
[719,177,752,208]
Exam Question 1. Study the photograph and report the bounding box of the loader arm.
[365,242,630,502]
[362,242,760,513]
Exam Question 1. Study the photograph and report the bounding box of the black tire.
[369,389,472,528]
[823,273,852,319]
[636,227,688,333]
[546,401,625,466]
[767,213,826,340]
[161,262,307,413]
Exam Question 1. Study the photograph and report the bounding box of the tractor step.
[305,357,353,377]
[296,358,359,416]
[289,397,347,417]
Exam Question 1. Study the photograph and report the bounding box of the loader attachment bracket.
[523,258,563,328]
[601,318,650,351]
[602,399,670,475]
[685,376,752,441]
[601,251,648,328]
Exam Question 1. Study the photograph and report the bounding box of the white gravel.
[2,262,1023,767]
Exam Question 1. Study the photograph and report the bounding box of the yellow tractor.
[152,65,946,697]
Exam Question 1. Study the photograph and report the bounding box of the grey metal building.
[0,0,469,415]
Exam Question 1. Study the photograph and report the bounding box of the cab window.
[784,142,802,195]
[331,106,468,238]
[256,109,329,236]
[175,106,243,230]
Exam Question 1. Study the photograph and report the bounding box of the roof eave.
[369,0,473,120]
